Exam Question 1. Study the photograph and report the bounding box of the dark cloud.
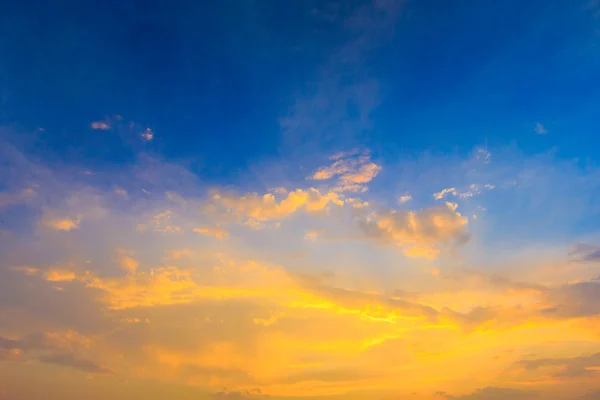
[0,332,110,375]
[514,353,600,379]
[437,386,535,399]
[38,353,112,374]
[0,337,19,350]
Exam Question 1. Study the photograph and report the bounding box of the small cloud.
[45,269,77,282]
[399,194,412,204]
[91,121,110,130]
[119,255,139,274]
[270,187,288,194]
[114,187,128,198]
[433,187,457,200]
[304,230,323,240]
[168,248,192,260]
[534,122,548,135]
[194,226,229,240]
[141,128,154,141]
[44,216,81,231]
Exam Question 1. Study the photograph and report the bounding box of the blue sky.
[2,0,599,173]
[2,1,600,399]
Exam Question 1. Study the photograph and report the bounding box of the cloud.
[4,124,600,398]
[359,203,470,259]
[212,188,343,227]
[304,229,322,240]
[438,387,534,399]
[433,188,457,200]
[141,128,154,141]
[513,352,600,379]
[0,187,36,208]
[45,268,77,282]
[308,152,381,192]
[211,389,262,399]
[570,244,600,263]
[580,390,600,400]
[534,122,548,135]
[194,226,229,240]
[91,121,110,130]
[37,353,112,374]
[43,215,81,231]
[399,194,412,204]
[119,253,139,274]
[541,280,600,318]
[0,330,106,375]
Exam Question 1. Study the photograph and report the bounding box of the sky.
[1,0,600,399]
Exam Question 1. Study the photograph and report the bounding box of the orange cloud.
[309,152,381,192]
[360,203,470,259]
[194,226,229,240]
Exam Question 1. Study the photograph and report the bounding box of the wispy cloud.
[534,122,548,135]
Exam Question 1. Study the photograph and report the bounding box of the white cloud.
[399,194,412,204]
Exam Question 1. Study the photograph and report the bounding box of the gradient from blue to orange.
[1,1,600,399]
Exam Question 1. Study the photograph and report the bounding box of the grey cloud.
[580,391,600,400]
[0,332,109,375]
[0,337,19,350]
[514,353,600,379]
[570,244,600,263]
[542,281,600,318]
[437,386,535,399]
[38,353,112,374]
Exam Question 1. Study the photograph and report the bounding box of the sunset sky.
[1,1,600,399]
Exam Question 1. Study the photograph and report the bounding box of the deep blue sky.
[1,0,599,178]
